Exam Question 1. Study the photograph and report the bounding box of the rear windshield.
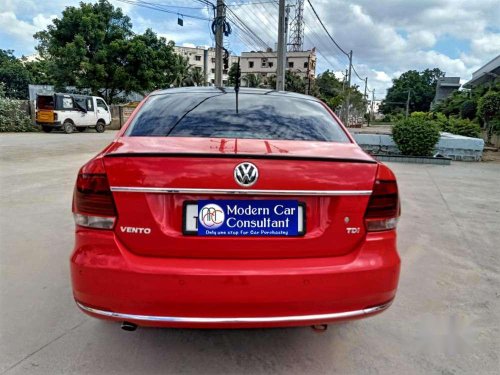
[36,95,54,110]
[126,93,349,142]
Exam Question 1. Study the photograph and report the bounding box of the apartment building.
[173,45,239,85]
[173,45,316,87]
[240,49,317,82]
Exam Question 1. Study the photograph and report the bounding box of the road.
[1,132,499,374]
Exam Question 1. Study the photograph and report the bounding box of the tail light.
[364,164,400,232]
[73,158,116,229]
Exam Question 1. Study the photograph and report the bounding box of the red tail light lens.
[365,165,400,232]
[73,170,116,229]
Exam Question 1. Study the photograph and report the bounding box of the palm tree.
[187,67,204,86]
[245,73,261,88]
[169,55,190,87]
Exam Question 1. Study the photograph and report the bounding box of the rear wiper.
[164,94,224,137]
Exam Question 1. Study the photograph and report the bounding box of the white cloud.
[408,31,436,49]
[32,13,57,29]
[374,70,392,83]
[0,12,38,44]
[470,34,500,55]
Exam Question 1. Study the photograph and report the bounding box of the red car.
[71,87,400,330]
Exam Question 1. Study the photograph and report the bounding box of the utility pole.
[285,4,291,53]
[371,89,375,122]
[305,55,311,95]
[363,77,368,100]
[276,0,286,91]
[363,77,368,123]
[344,50,352,126]
[405,89,411,118]
[203,49,209,86]
[214,0,225,87]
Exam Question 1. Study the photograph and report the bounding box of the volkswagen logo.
[234,162,258,187]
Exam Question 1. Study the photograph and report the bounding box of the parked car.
[36,93,112,133]
[71,87,401,330]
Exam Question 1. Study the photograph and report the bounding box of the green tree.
[460,100,477,120]
[34,0,186,102]
[315,70,343,100]
[228,63,238,86]
[380,68,444,114]
[314,70,345,111]
[285,71,306,94]
[244,73,261,88]
[0,50,32,99]
[169,55,191,87]
[126,29,184,92]
[183,67,204,87]
[477,91,500,139]
[23,58,56,86]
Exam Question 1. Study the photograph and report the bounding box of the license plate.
[183,200,305,236]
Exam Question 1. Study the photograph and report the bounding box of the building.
[173,45,239,85]
[463,54,500,89]
[239,49,316,87]
[431,76,461,109]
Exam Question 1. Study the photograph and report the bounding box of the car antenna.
[235,57,241,114]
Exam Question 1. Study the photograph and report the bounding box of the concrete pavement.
[0,132,499,374]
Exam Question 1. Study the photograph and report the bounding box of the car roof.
[150,86,321,102]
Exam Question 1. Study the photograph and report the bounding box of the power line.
[228,0,276,47]
[227,0,278,5]
[351,64,364,82]
[115,0,211,21]
[226,6,271,50]
[306,0,348,57]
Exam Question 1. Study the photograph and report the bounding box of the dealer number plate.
[183,200,305,236]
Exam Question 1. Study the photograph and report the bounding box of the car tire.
[95,121,106,133]
[63,121,74,134]
[41,126,53,133]
[76,127,86,132]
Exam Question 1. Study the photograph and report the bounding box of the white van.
[36,93,112,133]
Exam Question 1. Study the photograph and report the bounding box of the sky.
[1,0,499,99]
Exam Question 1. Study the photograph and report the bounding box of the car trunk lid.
[104,137,377,259]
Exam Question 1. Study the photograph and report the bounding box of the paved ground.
[1,132,499,375]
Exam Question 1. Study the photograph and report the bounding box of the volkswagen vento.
[71,87,401,330]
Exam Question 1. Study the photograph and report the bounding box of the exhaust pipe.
[311,324,328,333]
[121,321,138,331]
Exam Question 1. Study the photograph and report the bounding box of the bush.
[392,117,441,156]
[447,118,481,138]
[410,111,429,120]
[0,83,37,132]
[477,91,500,138]
[477,91,500,122]
[460,100,476,120]
[432,112,449,131]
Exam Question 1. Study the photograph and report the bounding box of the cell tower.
[288,0,305,52]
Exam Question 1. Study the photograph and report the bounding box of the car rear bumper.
[36,121,61,126]
[70,229,400,328]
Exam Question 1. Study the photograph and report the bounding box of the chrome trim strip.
[76,301,391,324]
[110,187,372,196]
